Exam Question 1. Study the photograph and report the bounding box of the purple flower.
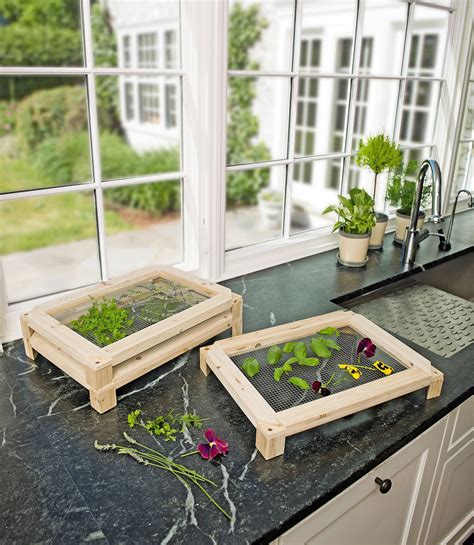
[197,429,229,460]
[320,387,331,396]
[312,380,322,393]
[357,337,376,359]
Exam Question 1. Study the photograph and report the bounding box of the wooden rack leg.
[426,369,444,399]
[200,346,212,377]
[256,420,287,460]
[231,294,243,336]
[86,366,117,413]
[20,314,37,360]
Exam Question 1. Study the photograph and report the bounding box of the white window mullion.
[181,0,228,280]
[340,0,365,194]
[282,0,303,239]
[81,0,108,281]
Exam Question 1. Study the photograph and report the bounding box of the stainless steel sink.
[342,252,474,358]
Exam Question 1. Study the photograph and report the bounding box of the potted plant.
[356,134,403,249]
[386,160,432,243]
[323,188,376,267]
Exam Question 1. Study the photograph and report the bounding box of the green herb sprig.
[128,409,207,442]
[95,433,231,520]
[71,298,133,346]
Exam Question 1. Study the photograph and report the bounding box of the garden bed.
[21,266,242,413]
[201,310,443,459]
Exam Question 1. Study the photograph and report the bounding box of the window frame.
[0,0,472,342]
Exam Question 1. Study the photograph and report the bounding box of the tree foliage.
[227,2,271,206]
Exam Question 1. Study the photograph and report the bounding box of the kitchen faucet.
[438,189,473,251]
[401,159,446,266]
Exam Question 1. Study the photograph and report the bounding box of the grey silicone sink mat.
[230,327,407,413]
[346,283,473,358]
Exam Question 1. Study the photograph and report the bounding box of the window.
[165,83,177,128]
[122,35,131,68]
[139,82,160,123]
[165,30,177,69]
[0,0,182,304]
[0,0,471,328]
[138,32,158,69]
[124,81,134,121]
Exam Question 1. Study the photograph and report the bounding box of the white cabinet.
[273,397,473,545]
[420,397,474,545]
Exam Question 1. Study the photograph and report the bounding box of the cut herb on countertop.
[96,410,230,519]
[70,298,134,346]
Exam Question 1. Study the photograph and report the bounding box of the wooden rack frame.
[21,266,242,413]
[201,310,443,460]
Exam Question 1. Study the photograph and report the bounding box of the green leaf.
[267,345,282,365]
[318,327,340,337]
[285,357,299,366]
[293,342,307,359]
[127,409,142,428]
[301,357,320,367]
[283,342,296,353]
[324,339,341,351]
[288,377,310,390]
[310,337,332,358]
[274,367,285,382]
[242,357,260,378]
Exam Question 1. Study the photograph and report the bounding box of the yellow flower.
[373,361,393,375]
[338,364,362,380]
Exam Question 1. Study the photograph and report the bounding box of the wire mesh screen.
[230,327,407,413]
[59,278,208,347]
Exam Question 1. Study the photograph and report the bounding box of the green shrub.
[33,131,91,184]
[33,130,181,216]
[16,85,88,152]
[386,160,431,215]
[0,101,17,136]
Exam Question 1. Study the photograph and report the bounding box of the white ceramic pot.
[338,228,371,266]
[369,213,388,250]
[395,210,426,243]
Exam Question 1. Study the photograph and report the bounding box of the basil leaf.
[285,357,298,366]
[283,361,294,372]
[274,367,285,382]
[283,342,296,353]
[324,339,341,351]
[301,357,320,367]
[293,342,307,359]
[310,337,332,358]
[242,357,260,378]
[267,345,283,365]
[288,377,310,390]
[318,327,340,337]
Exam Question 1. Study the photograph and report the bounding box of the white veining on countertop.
[220,464,237,533]
[269,312,276,326]
[9,390,17,418]
[118,352,190,401]
[238,448,258,481]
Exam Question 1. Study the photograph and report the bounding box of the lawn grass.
[0,157,131,255]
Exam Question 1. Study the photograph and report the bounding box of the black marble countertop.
[1,211,473,545]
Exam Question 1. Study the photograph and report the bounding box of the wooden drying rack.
[21,266,242,413]
[201,310,443,460]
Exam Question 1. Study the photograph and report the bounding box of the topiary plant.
[386,160,432,215]
[323,188,376,235]
[356,134,403,202]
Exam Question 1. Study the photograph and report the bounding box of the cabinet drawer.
[274,417,447,545]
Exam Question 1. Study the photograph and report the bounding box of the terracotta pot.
[369,213,388,250]
[338,228,371,266]
[395,210,426,243]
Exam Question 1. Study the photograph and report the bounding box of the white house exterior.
[107,0,449,230]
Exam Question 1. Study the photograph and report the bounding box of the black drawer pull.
[375,477,392,494]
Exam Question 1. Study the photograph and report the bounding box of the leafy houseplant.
[323,188,376,266]
[386,160,432,242]
[356,134,403,249]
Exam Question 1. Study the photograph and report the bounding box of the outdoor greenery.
[356,134,403,201]
[323,188,377,235]
[386,160,432,215]
[227,2,271,206]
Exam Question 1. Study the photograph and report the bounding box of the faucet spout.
[401,158,443,266]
